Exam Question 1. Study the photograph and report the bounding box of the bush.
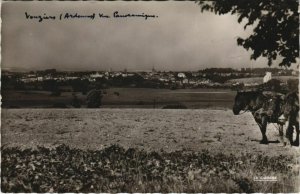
[52,103,67,108]
[170,85,177,90]
[71,79,89,94]
[8,105,20,108]
[71,95,82,108]
[162,104,187,109]
[50,90,61,96]
[86,89,103,108]
[137,101,145,105]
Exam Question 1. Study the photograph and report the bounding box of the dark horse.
[233,90,284,144]
[282,90,299,146]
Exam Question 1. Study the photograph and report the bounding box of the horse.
[233,90,285,144]
[281,90,299,146]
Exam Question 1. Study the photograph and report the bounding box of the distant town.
[2,67,298,92]
[2,67,299,108]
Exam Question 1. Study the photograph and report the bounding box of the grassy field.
[2,88,236,109]
[2,109,300,192]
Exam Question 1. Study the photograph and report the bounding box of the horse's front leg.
[278,124,284,136]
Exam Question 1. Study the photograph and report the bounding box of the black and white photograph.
[1,0,299,193]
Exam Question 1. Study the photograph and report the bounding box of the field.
[2,88,236,109]
[2,109,300,192]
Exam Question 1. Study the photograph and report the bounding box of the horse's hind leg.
[286,124,294,146]
[259,116,268,144]
[281,123,292,146]
[278,124,287,146]
[293,123,299,146]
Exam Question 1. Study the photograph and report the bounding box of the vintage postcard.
[1,1,299,193]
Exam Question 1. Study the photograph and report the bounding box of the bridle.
[238,110,249,115]
[237,104,251,115]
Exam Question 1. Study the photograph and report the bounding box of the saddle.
[255,91,285,123]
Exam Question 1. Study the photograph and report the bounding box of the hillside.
[228,76,298,84]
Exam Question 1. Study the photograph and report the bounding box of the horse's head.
[282,91,299,118]
[233,90,259,115]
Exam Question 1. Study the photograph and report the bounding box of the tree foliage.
[42,79,61,96]
[197,0,299,67]
[86,89,103,108]
[71,94,82,108]
[71,79,89,95]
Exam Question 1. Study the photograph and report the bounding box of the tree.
[42,79,61,96]
[71,79,89,95]
[197,0,298,67]
[71,94,82,108]
[86,89,103,108]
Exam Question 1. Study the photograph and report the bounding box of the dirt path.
[2,109,299,156]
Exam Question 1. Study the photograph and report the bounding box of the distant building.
[90,73,103,78]
[37,77,43,82]
[182,78,189,84]
[177,73,186,78]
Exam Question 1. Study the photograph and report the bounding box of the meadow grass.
[2,144,299,193]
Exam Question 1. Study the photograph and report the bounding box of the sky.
[1,1,296,71]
